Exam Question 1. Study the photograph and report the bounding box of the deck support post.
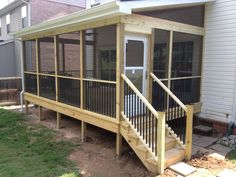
[116,23,125,157]
[25,100,29,115]
[185,105,193,160]
[157,112,165,174]
[39,106,43,121]
[116,133,122,156]
[81,121,86,142]
[56,112,61,129]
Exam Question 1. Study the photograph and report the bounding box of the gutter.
[19,0,31,112]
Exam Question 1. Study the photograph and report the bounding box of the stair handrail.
[150,73,187,112]
[121,74,159,119]
[150,72,193,159]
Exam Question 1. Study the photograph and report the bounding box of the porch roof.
[14,0,214,39]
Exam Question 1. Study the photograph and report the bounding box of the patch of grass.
[227,148,236,164]
[0,109,81,177]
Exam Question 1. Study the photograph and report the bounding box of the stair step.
[165,146,185,167]
[194,125,213,136]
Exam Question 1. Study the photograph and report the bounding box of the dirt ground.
[24,107,155,177]
[14,107,236,177]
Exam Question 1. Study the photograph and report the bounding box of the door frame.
[124,33,148,97]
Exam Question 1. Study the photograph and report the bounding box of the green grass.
[0,109,81,177]
[227,148,236,164]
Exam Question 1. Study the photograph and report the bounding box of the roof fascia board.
[14,1,131,38]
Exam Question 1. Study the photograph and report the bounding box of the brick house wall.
[0,0,85,77]
[30,0,84,26]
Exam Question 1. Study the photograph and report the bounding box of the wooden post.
[80,31,85,109]
[36,38,40,96]
[81,121,86,142]
[116,23,125,156]
[54,35,62,129]
[54,35,59,102]
[25,100,29,115]
[157,112,165,174]
[185,105,193,160]
[56,112,61,129]
[166,31,173,111]
[147,29,155,103]
[39,106,43,121]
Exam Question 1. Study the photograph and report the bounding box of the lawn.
[0,109,80,177]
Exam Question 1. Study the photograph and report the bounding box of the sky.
[0,0,15,10]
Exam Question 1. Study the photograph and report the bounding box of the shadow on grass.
[0,109,81,177]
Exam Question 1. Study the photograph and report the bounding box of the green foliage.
[227,148,236,164]
[0,109,81,177]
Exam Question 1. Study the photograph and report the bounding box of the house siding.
[201,0,236,123]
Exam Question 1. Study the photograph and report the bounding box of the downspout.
[19,39,25,111]
[19,0,31,111]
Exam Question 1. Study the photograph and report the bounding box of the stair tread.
[165,146,185,167]
[194,125,212,132]
[146,146,185,165]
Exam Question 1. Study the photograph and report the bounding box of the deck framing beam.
[24,93,119,133]
[121,14,204,36]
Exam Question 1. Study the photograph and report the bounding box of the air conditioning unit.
[91,0,117,7]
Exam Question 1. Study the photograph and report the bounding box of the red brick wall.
[30,0,84,26]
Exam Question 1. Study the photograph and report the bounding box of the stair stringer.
[120,119,159,173]
[120,117,186,173]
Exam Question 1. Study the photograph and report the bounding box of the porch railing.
[121,74,165,173]
[150,73,193,160]
[83,79,116,118]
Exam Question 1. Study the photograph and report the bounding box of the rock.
[217,169,236,177]
[169,162,197,176]
[228,135,236,140]
[208,153,225,161]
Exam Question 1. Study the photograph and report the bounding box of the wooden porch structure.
[16,3,204,174]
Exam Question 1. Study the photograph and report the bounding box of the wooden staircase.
[120,119,185,173]
[121,73,193,174]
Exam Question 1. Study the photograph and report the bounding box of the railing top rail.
[0,77,22,80]
[121,74,159,118]
[150,73,187,112]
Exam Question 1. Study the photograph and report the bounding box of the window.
[6,14,10,33]
[21,6,27,28]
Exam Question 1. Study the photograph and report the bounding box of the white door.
[124,34,148,116]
